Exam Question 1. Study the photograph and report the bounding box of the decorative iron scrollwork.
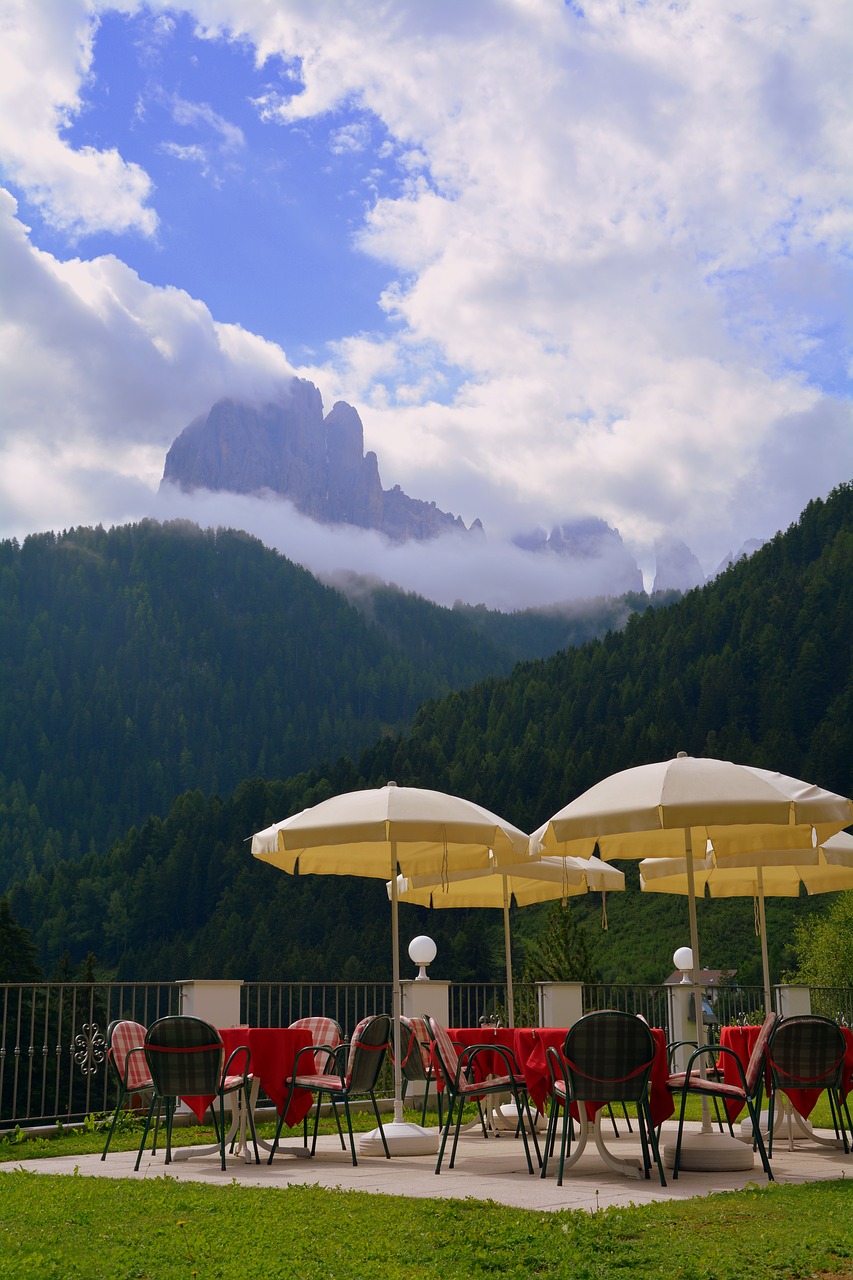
[73,1023,107,1076]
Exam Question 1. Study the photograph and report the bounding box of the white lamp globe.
[673,946,694,983]
[408,935,437,980]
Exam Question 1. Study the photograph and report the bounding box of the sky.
[1,0,851,607]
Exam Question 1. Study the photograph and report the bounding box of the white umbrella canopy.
[529,753,853,1169]
[250,782,531,1155]
[640,833,853,1013]
[394,856,624,1027]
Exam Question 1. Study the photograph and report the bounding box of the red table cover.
[181,1027,314,1127]
[719,1024,853,1122]
[443,1026,673,1128]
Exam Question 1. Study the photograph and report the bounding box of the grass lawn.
[0,1108,851,1280]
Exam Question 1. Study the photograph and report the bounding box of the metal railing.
[0,982,178,1129]
[242,982,393,1031]
[2,979,849,1130]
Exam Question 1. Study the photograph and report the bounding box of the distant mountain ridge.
[162,380,480,542]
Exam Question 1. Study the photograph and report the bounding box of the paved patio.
[4,1119,851,1213]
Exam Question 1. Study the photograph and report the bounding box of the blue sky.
[0,1,850,607]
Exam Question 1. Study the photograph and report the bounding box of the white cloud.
[0,0,850,598]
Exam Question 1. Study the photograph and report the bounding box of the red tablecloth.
[719,1024,853,1121]
[442,1026,673,1128]
[182,1027,314,1128]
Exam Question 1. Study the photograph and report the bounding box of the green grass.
[0,1109,851,1280]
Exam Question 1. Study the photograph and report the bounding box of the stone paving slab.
[3,1121,851,1214]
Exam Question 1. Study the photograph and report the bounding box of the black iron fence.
[1,979,848,1130]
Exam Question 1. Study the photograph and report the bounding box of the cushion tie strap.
[563,1056,651,1084]
[147,1043,223,1054]
[768,1050,845,1084]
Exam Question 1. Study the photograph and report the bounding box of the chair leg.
[218,1095,227,1171]
[435,1092,457,1174]
[540,1097,559,1178]
[642,1098,666,1187]
[672,1090,689,1180]
[242,1087,260,1164]
[745,1096,773,1180]
[369,1091,391,1159]
[556,1104,573,1187]
[267,1094,289,1164]
[134,1093,159,1171]
[328,1098,346,1150]
[101,1086,126,1160]
[342,1096,357,1167]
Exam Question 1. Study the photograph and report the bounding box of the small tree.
[521,902,597,986]
[787,893,853,1010]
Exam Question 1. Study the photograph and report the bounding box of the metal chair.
[270,1014,392,1166]
[288,1016,346,1148]
[767,1015,853,1156]
[427,1015,541,1175]
[543,1010,666,1186]
[101,1019,156,1160]
[135,1015,258,1171]
[398,1015,442,1127]
[669,1012,776,1180]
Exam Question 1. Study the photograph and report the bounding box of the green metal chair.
[135,1015,258,1171]
[767,1015,852,1156]
[101,1019,157,1160]
[270,1014,392,1166]
[543,1010,666,1186]
[427,1015,541,1175]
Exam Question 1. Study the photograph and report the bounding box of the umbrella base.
[663,1131,754,1172]
[358,1121,440,1157]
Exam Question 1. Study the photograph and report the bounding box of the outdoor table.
[178,1026,314,1162]
[719,1023,853,1147]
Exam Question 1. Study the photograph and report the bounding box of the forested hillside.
[7,485,853,987]
[0,520,645,888]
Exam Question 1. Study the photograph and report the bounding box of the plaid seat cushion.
[289,1017,343,1072]
[288,1072,346,1093]
[456,1072,525,1097]
[404,1016,433,1072]
[667,1072,746,1100]
[744,1014,776,1092]
[428,1019,461,1085]
[109,1021,153,1092]
[221,1072,252,1093]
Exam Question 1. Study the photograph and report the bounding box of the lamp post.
[409,935,437,981]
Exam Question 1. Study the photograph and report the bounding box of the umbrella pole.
[357,842,439,1157]
[390,851,404,1125]
[757,867,772,1015]
[683,830,711,1134]
[503,877,515,1029]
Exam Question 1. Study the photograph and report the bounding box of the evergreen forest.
[3,485,853,990]
[0,519,647,888]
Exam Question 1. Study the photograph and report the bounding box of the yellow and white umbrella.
[394,855,624,1026]
[251,781,531,1155]
[640,833,853,1014]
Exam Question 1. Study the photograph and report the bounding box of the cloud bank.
[0,0,850,605]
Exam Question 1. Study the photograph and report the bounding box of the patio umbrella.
[640,832,853,1016]
[251,781,530,1156]
[393,855,625,1026]
[530,753,853,1169]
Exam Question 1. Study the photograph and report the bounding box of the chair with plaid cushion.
[288,1016,346,1148]
[543,1010,666,1186]
[134,1016,258,1172]
[101,1020,156,1160]
[669,1012,776,1180]
[397,1015,443,1128]
[269,1014,392,1166]
[766,1015,852,1156]
[427,1015,541,1175]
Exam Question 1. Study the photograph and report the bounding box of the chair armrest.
[223,1044,252,1081]
[681,1044,748,1091]
[290,1042,340,1077]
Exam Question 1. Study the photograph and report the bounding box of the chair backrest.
[767,1014,846,1090]
[289,1016,343,1073]
[562,1011,655,1103]
[144,1016,224,1097]
[107,1020,152,1092]
[743,1012,777,1093]
[426,1016,461,1089]
[345,1014,391,1092]
[397,1016,431,1081]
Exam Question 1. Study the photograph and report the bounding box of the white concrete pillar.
[667,982,696,1071]
[774,984,812,1017]
[177,980,243,1028]
[400,980,450,1105]
[536,982,584,1028]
